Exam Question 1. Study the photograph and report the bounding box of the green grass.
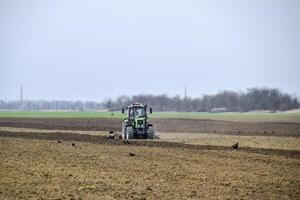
[152,111,300,122]
[0,110,300,122]
[0,111,124,119]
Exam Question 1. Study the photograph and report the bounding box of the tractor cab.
[128,106,146,119]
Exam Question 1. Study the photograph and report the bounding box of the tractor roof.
[128,103,146,108]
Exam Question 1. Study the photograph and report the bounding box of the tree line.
[0,88,299,112]
[103,88,299,112]
[0,100,102,111]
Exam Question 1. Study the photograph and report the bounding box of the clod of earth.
[77,185,96,191]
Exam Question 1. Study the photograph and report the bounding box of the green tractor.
[121,103,155,140]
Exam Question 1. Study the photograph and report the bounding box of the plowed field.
[0,118,299,199]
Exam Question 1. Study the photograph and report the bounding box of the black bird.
[72,143,76,147]
[129,152,136,157]
[57,140,63,143]
[232,142,239,150]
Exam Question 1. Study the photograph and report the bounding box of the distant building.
[210,107,228,113]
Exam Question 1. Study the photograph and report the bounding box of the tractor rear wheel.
[125,126,134,140]
[147,126,155,139]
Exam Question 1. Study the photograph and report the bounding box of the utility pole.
[184,84,187,100]
[20,84,23,109]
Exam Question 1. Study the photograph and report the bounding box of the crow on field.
[129,152,136,157]
[57,140,63,143]
[72,143,76,147]
[232,142,239,150]
[123,140,130,144]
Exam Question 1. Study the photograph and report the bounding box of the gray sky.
[1,0,300,101]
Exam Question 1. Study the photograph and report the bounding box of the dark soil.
[0,118,300,137]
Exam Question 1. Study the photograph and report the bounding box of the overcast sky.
[1,0,300,101]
